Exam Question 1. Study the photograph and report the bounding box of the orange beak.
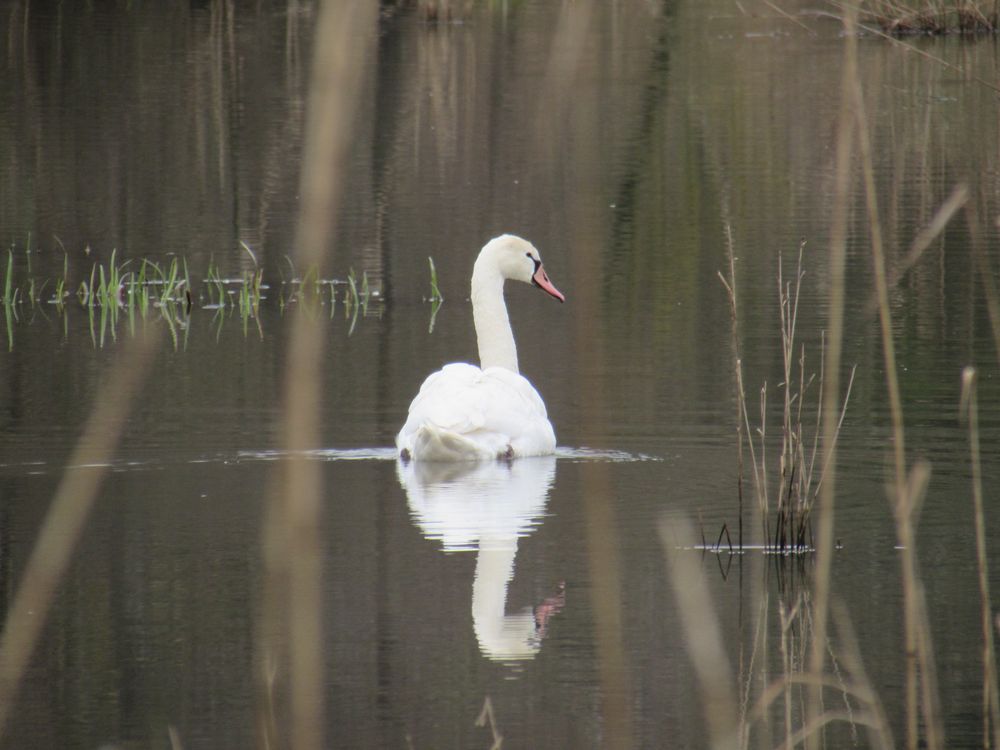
[532,264,565,303]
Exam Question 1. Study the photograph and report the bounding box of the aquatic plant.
[0,242,393,350]
[204,259,225,308]
[3,250,14,307]
[719,243,855,555]
[426,255,444,333]
[427,255,443,302]
[53,254,68,310]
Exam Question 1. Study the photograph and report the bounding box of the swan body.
[396,234,564,462]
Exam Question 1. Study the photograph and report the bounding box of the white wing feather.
[396,363,556,461]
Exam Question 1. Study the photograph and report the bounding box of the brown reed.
[850,22,945,743]
[961,367,1000,748]
[260,2,377,748]
[0,333,159,739]
[806,4,856,747]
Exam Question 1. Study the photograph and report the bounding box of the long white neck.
[471,259,519,373]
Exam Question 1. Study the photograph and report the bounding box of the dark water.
[3,1,1000,747]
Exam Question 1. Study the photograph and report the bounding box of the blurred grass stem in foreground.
[0,333,160,739]
[260,1,377,749]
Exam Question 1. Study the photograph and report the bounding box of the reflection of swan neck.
[397,456,559,661]
[472,539,539,661]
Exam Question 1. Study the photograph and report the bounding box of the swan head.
[477,234,565,303]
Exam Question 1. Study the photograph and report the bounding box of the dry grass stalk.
[0,332,159,739]
[773,244,837,552]
[718,220,746,548]
[718,272,769,545]
[547,2,634,746]
[264,2,377,748]
[894,463,943,749]
[721,245,855,555]
[850,29,944,746]
[660,518,739,750]
[777,596,801,745]
[876,183,969,312]
[831,601,895,749]
[738,589,893,749]
[961,367,1000,748]
[970,211,1000,369]
[807,4,856,746]
[739,588,773,749]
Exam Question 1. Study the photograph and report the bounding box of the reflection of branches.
[475,696,504,750]
[661,518,739,750]
[663,520,895,749]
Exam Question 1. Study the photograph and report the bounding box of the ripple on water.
[0,446,661,476]
[237,446,661,463]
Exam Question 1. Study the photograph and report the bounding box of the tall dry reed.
[258,2,376,748]
[720,244,855,554]
[961,367,1000,748]
[0,333,159,739]
[849,19,945,744]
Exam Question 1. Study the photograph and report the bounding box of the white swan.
[396,234,565,462]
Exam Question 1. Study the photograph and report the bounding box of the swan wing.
[396,363,556,460]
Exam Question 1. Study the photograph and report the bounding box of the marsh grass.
[427,255,444,333]
[0,333,159,738]
[678,6,995,749]
[718,245,855,554]
[3,250,15,307]
[0,247,386,347]
[960,367,1000,748]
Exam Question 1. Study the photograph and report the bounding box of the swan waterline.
[396,234,565,462]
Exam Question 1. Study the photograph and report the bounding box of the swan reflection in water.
[397,456,565,661]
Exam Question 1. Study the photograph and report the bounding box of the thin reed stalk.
[851,30,943,747]
[544,1,634,745]
[734,581,888,749]
[262,2,376,749]
[831,601,895,749]
[970,211,1000,369]
[961,367,1000,749]
[722,245,854,555]
[0,333,158,740]
[807,5,856,747]
[718,220,745,549]
[660,518,739,750]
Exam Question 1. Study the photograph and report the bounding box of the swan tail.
[405,423,501,462]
